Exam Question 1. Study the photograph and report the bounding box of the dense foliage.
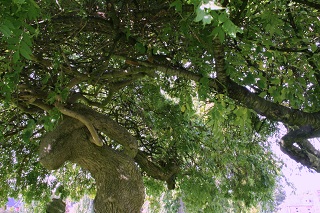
[0,0,319,212]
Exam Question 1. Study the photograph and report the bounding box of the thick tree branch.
[201,39,320,129]
[55,102,104,146]
[71,104,139,158]
[30,100,53,112]
[212,38,227,86]
[124,58,320,129]
[134,150,179,189]
[226,81,320,127]
[280,126,320,171]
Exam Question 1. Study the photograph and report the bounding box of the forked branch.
[54,102,103,146]
[281,126,320,171]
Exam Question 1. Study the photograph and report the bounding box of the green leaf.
[29,0,40,8]
[60,88,70,101]
[264,51,273,59]
[0,24,12,37]
[20,40,33,60]
[244,73,255,84]
[194,7,206,23]
[257,79,266,89]
[211,26,222,36]
[135,42,146,54]
[198,77,209,100]
[211,26,225,42]
[222,20,242,38]
[311,44,317,53]
[218,12,228,23]
[218,29,225,43]
[22,32,32,46]
[268,87,280,100]
[181,105,186,113]
[26,0,40,20]
[202,14,213,25]
[271,78,280,85]
[13,0,25,4]
[170,0,182,13]
[22,119,36,143]
[12,50,20,63]
[4,19,15,30]
[47,91,57,104]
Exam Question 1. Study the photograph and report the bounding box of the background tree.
[0,0,319,212]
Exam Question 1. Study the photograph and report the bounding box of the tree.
[0,0,319,212]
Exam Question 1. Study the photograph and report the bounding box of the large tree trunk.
[39,115,145,213]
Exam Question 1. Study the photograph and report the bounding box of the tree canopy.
[0,0,319,212]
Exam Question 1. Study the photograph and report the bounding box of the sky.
[279,149,320,193]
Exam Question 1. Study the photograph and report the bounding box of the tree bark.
[46,198,65,213]
[39,113,145,212]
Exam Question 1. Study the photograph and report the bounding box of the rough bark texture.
[46,198,65,213]
[39,107,145,213]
